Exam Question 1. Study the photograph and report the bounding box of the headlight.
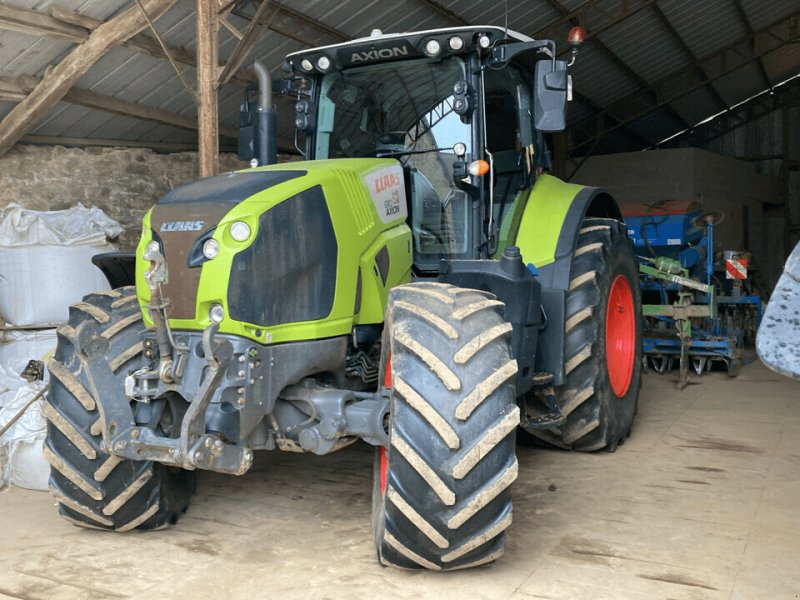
[300,58,313,72]
[146,240,160,254]
[230,221,251,242]
[209,304,224,323]
[448,36,464,51]
[202,239,220,260]
[424,39,441,56]
[317,56,331,71]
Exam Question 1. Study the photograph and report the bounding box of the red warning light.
[567,25,586,48]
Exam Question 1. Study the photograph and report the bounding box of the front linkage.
[100,248,389,475]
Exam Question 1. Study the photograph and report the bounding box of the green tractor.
[44,25,642,570]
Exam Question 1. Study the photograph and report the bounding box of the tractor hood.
[136,159,410,344]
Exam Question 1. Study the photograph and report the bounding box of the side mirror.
[237,87,258,161]
[534,59,569,132]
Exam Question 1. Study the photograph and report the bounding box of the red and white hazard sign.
[725,258,748,280]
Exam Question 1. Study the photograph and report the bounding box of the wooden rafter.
[0,4,251,88]
[0,3,85,42]
[19,135,239,153]
[0,76,237,139]
[217,0,275,87]
[0,0,180,158]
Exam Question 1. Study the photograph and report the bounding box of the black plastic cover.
[228,186,337,327]
[159,170,306,205]
[439,247,544,395]
[91,252,136,288]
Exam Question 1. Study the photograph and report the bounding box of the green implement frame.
[639,258,716,389]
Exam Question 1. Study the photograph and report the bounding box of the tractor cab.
[242,26,576,271]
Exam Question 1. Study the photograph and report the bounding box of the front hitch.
[83,320,252,475]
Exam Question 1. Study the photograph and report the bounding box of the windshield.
[315,57,473,270]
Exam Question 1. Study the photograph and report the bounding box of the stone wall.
[0,144,249,250]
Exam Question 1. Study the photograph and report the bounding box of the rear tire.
[526,218,642,451]
[371,282,519,570]
[45,287,194,531]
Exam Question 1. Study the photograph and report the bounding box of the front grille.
[228,185,338,327]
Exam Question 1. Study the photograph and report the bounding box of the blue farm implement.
[622,200,762,386]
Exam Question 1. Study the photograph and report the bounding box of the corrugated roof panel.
[592,128,644,155]
[282,0,443,36]
[29,102,93,136]
[0,32,73,78]
[0,101,14,121]
[0,0,796,155]
[659,0,747,59]
[668,87,722,126]
[71,0,129,21]
[627,108,687,145]
[507,3,562,35]
[740,0,800,30]
[566,100,594,124]
[597,8,690,84]
[763,46,800,85]
[570,47,641,107]
[714,62,768,106]
[467,1,560,32]
[77,47,150,93]
[62,109,117,138]
[144,3,199,49]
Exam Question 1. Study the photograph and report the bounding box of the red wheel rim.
[605,275,635,397]
[379,353,392,495]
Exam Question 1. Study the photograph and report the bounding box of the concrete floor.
[1,360,799,600]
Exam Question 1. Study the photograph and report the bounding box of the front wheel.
[44,287,194,531]
[371,283,519,570]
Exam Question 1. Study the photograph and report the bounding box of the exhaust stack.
[253,61,277,166]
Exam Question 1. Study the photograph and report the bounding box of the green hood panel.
[137,159,412,343]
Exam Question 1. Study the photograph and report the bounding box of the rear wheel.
[526,218,642,451]
[45,287,194,531]
[371,282,519,570]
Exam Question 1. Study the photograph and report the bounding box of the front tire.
[526,218,642,451]
[371,283,519,570]
[44,287,194,531]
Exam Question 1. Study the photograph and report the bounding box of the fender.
[508,174,623,384]
[511,173,621,289]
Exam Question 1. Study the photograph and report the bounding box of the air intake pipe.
[253,61,277,166]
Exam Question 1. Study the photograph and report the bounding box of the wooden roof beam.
[0,75,237,139]
[0,3,85,42]
[218,0,275,87]
[0,4,252,89]
[228,0,347,47]
[0,0,178,158]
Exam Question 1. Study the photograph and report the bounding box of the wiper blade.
[375,147,449,158]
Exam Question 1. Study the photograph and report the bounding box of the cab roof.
[284,26,535,74]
